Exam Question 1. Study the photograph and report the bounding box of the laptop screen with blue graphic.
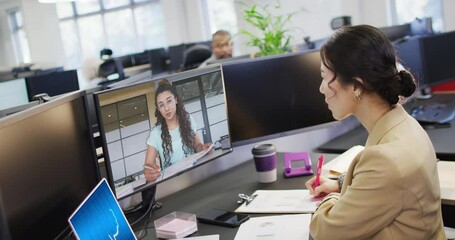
[68,179,136,240]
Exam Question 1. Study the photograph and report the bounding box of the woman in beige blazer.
[305,25,446,239]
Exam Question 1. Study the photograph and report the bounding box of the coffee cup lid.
[252,143,276,155]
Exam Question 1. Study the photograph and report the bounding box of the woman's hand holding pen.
[196,142,212,152]
[144,164,161,182]
[305,176,340,196]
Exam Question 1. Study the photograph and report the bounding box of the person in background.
[199,30,233,67]
[143,79,210,182]
[305,25,446,239]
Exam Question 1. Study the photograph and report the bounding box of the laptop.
[68,178,137,240]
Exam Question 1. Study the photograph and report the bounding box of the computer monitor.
[167,44,186,72]
[0,78,29,111]
[396,31,455,94]
[147,48,167,75]
[419,31,455,88]
[0,91,100,239]
[222,50,336,146]
[394,36,425,88]
[25,69,79,101]
[206,54,250,65]
[93,64,232,200]
[379,24,412,42]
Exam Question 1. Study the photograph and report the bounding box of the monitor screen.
[0,91,100,240]
[147,48,167,74]
[167,44,186,72]
[420,31,455,87]
[0,78,29,111]
[25,69,79,101]
[94,65,232,200]
[222,50,335,146]
[394,36,425,88]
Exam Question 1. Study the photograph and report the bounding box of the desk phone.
[283,152,313,177]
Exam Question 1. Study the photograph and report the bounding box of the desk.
[124,64,151,77]
[134,152,324,240]
[438,161,455,206]
[131,152,455,239]
[318,93,455,160]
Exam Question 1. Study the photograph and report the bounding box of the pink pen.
[313,154,324,188]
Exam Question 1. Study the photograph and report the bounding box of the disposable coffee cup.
[252,144,277,183]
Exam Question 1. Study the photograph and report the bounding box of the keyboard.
[411,103,455,124]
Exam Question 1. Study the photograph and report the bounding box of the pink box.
[154,211,197,239]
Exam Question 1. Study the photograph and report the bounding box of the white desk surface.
[438,161,455,205]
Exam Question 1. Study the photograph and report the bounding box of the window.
[205,0,238,36]
[103,0,130,10]
[134,4,167,50]
[57,0,166,69]
[392,0,443,32]
[7,10,31,64]
[59,20,81,69]
[104,9,136,56]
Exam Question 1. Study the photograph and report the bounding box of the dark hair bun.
[158,79,172,87]
[382,70,416,105]
[397,70,416,97]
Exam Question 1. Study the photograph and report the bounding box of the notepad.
[322,145,364,177]
[234,190,321,214]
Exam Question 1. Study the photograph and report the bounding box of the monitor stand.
[141,185,157,212]
[416,87,432,100]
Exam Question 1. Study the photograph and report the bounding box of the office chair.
[98,58,125,81]
[181,44,212,71]
[331,16,351,30]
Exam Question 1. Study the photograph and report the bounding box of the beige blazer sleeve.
[310,148,402,239]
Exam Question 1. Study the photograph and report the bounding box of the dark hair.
[154,79,195,167]
[320,25,416,105]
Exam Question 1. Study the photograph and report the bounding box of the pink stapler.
[283,152,313,177]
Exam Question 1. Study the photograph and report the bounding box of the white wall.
[160,0,208,46]
[0,0,21,68]
[21,0,66,68]
[0,0,65,68]
[442,0,455,31]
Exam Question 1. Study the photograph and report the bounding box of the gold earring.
[355,93,361,101]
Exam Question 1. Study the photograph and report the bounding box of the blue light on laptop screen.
[69,179,136,240]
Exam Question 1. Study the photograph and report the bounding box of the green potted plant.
[238,1,297,57]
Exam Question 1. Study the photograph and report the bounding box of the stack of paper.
[322,145,364,177]
[155,218,198,239]
[235,190,321,214]
[234,214,311,240]
[176,235,219,240]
